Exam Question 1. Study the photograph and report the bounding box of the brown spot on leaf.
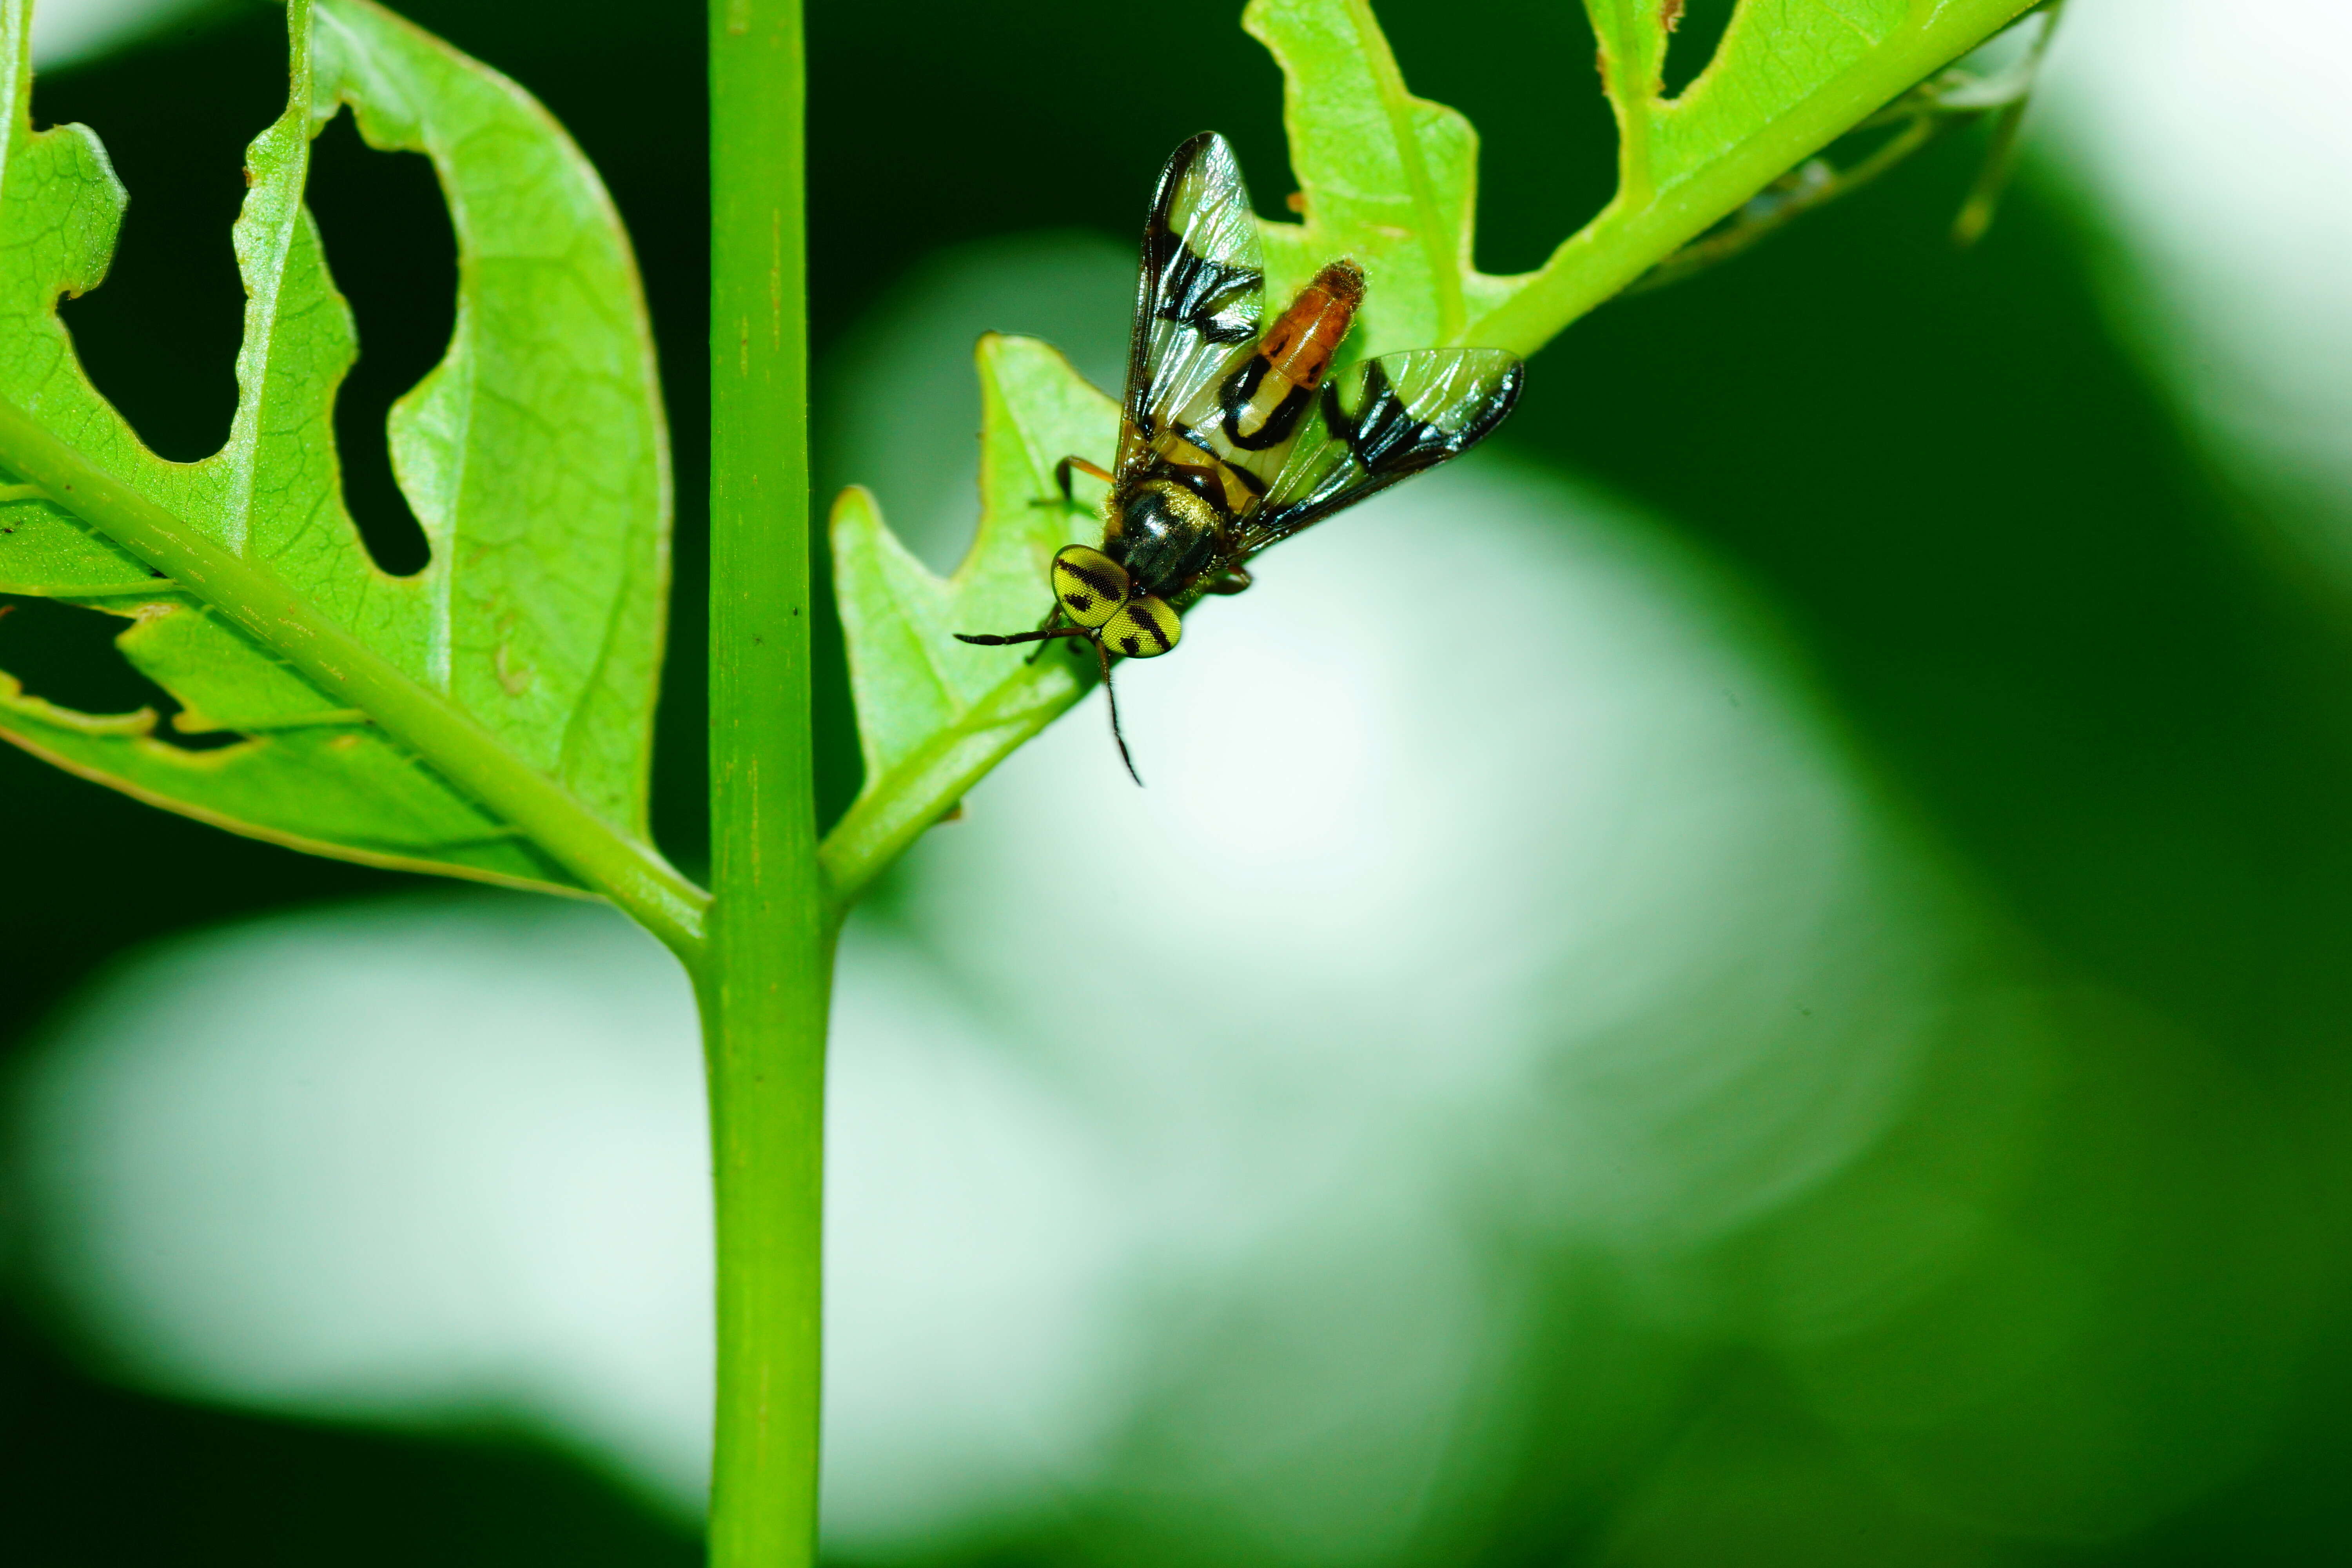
[1662,0,1684,31]
[1285,190,1307,213]
[494,642,536,697]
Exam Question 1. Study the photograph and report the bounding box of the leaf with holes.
[1243,0,2045,357]
[813,0,2047,905]
[0,0,671,900]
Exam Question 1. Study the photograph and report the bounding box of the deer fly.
[956,131,1524,783]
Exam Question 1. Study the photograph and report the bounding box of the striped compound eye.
[1051,545,1131,629]
[1103,594,1181,659]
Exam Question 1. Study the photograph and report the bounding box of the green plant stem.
[1464,0,2038,355]
[0,394,709,958]
[705,2,829,1566]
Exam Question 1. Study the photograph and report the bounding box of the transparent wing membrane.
[1119,133,1268,472]
[1238,348,1524,551]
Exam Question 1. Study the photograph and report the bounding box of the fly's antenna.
[957,625,1085,670]
[955,604,1083,662]
[954,624,1143,785]
[955,627,1087,648]
[1091,635,1144,787]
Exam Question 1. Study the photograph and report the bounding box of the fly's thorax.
[1105,475,1223,598]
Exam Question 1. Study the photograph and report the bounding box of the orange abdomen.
[1209,259,1366,456]
[1258,259,1365,392]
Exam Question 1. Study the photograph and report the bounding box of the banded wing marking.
[1236,348,1525,552]
[1118,132,1267,473]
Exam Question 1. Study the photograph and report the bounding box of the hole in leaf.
[1368,0,1618,275]
[0,596,239,752]
[1662,0,1739,99]
[43,13,286,462]
[306,111,457,579]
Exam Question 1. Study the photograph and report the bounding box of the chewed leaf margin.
[816,0,2052,907]
[820,332,1115,907]
[0,0,672,897]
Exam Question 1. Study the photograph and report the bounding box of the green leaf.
[0,0,677,908]
[816,0,2042,906]
[1243,0,1517,355]
[1242,0,2042,356]
[820,333,1116,907]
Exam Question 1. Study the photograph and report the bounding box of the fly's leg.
[1031,455,1115,512]
[1058,455,1114,494]
[1023,602,1068,664]
[1197,529,1254,597]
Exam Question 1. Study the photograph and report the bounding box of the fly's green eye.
[1105,594,1181,659]
[1051,544,1131,629]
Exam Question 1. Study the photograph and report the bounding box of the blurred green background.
[9,0,2352,1563]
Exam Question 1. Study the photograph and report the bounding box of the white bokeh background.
[14,435,1988,1560]
[27,0,209,65]
[2041,0,2352,584]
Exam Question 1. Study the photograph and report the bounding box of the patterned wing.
[1233,348,1525,552]
[1117,133,1267,474]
